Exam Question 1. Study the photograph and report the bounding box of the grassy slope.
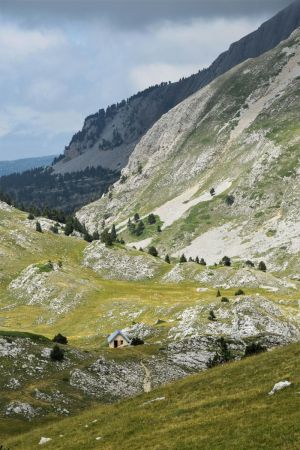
[4,343,300,450]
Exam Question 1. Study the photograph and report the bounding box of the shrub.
[235,289,245,296]
[199,258,206,266]
[244,342,267,357]
[165,254,170,264]
[208,310,216,321]
[210,188,215,196]
[134,213,140,222]
[27,213,34,220]
[157,225,162,233]
[131,337,144,346]
[258,261,267,272]
[148,246,158,257]
[220,256,231,266]
[50,225,58,234]
[53,333,68,345]
[221,297,229,303]
[245,260,255,267]
[35,221,42,233]
[50,345,64,362]
[207,337,232,368]
[216,289,221,297]
[225,194,235,206]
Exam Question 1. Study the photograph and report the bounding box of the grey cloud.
[0,0,294,28]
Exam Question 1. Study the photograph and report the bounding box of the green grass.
[4,343,300,450]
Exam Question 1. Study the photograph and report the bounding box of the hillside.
[3,343,300,449]
[77,28,300,275]
[54,0,300,176]
[0,199,299,438]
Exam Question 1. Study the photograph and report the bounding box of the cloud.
[0,0,293,159]
[0,23,65,63]
[0,0,293,27]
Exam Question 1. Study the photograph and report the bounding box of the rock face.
[55,1,300,175]
[83,242,164,281]
[77,29,300,273]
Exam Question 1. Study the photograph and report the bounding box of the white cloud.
[0,24,65,63]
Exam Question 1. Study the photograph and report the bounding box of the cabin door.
[114,340,118,348]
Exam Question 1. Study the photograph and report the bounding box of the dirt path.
[141,362,151,393]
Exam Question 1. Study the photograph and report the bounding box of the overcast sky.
[0,0,292,160]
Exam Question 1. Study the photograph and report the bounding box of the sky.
[0,0,293,160]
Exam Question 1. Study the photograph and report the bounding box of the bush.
[165,254,170,264]
[199,258,206,266]
[131,337,144,346]
[225,194,235,206]
[245,260,255,268]
[235,289,245,296]
[208,310,216,321]
[50,225,58,234]
[53,333,68,345]
[258,261,267,272]
[27,213,34,220]
[50,345,64,362]
[244,342,266,357]
[221,297,229,302]
[221,256,231,266]
[35,221,42,233]
[148,246,158,257]
[207,337,232,368]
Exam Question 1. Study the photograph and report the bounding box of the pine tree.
[134,213,140,222]
[157,225,162,233]
[148,246,158,257]
[165,254,170,264]
[111,224,117,241]
[195,256,200,264]
[180,254,187,263]
[64,219,74,236]
[101,228,113,246]
[92,230,100,241]
[50,345,64,362]
[135,220,145,236]
[147,213,156,225]
[35,221,42,233]
[258,261,267,272]
[208,310,216,321]
[200,258,207,266]
[28,213,34,220]
[216,289,221,297]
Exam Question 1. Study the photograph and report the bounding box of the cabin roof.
[107,330,130,343]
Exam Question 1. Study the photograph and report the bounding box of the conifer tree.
[111,224,117,241]
[165,254,170,264]
[195,256,200,264]
[180,254,187,263]
[148,246,158,257]
[36,221,42,233]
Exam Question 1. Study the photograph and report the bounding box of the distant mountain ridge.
[0,155,56,177]
[54,0,300,175]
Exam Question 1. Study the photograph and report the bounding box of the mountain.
[77,28,300,275]
[1,1,300,213]
[54,0,300,176]
[0,155,56,177]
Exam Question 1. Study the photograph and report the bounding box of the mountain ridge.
[54,0,300,176]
